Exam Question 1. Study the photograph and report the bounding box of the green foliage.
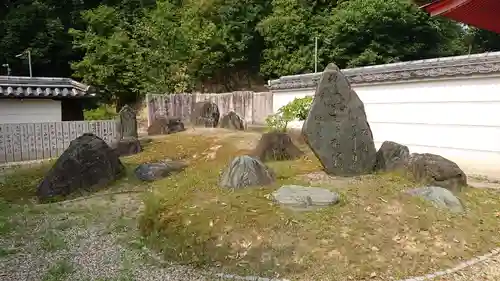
[2,0,492,106]
[83,105,117,121]
[319,0,466,68]
[280,96,313,121]
[466,27,500,53]
[70,5,146,107]
[265,96,313,131]
[265,113,290,132]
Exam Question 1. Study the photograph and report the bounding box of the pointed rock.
[302,63,376,176]
[220,155,275,189]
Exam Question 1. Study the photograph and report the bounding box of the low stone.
[191,101,220,128]
[147,117,186,136]
[374,141,410,172]
[220,111,245,130]
[37,133,125,202]
[252,132,304,161]
[134,160,188,182]
[408,153,467,193]
[115,137,142,157]
[220,155,275,189]
[166,118,186,134]
[407,186,464,213]
[272,185,340,211]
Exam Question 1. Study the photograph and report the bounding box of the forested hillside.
[1,0,500,106]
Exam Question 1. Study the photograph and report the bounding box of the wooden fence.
[146,91,273,126]
[0,120,120,164]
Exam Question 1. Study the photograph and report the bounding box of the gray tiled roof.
[268,51,500,90]
[0,76,95,98]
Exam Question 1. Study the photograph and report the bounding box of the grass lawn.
[132,129,500,280]
[1,128,500,280]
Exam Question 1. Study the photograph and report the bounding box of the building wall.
[272,75,500,179]
[0,99,61,124]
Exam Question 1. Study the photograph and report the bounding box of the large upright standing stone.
[119,105,138,138]
[302,63,376,176]
[116,105,141,156]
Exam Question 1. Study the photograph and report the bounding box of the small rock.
[220,111,245,130]
[114,137,142,157]
[374,141,410,172]
[219,155,275,189]
[272,185,340,211]
[147,117,186,136]
[408,153,467,192]
[134,160,188,181]
[407,186,464,213]
[191,101,220,128]
[252,132,304,161]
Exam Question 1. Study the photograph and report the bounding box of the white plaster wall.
[272,75,500,179]
[0,99,62,124]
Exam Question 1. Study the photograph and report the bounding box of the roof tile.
[269,51,500,90]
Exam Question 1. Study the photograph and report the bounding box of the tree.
[138,0,269,93]
[70,5,146,109]
[257,0,318,78]
[467,27,500,53]
[319,0,465,69]
[0,1,72,77]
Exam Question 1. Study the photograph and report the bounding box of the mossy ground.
[1,128,500,280]
[135,129,500,280]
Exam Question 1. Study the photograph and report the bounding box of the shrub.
[83,105,117,121]
[265,113,291,132]
[280,96,313,121]
[265,96,313,132]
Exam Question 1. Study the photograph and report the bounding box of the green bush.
[265,96,313,132]
[83,105,117,121]
[280,96,313,121]
[264,113,290,132]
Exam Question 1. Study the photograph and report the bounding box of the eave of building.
[0,76,96,98]
[422,0,500,34]
[268,51,500,90]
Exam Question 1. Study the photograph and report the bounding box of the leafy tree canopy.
[1,0,497,107]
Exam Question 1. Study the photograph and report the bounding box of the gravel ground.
[0,193,212,281]
[438,253,500,281]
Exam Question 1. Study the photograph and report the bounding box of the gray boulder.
[302,63,376,176]
[272,185,340,211]
[147,117,185,136]
[135,160,188,181]
[408,153,467,193]
[191,101,220,128]
[220,155,275,189]
[252,132,304,161]
[37,133,125,202]
[220,111,245,130]
[374,141,410,172]
[407,186,464,213]
[114,137,142,157]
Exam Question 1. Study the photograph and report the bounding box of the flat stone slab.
[134,160,188,182]
[407,185,464,213]
[272,185,340,211]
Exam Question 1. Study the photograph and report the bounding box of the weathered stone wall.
[145,91,273,128]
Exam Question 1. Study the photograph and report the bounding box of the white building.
[0,76,94,124]
[269,52,500,179]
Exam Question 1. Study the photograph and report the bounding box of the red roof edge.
[423,0,473,16]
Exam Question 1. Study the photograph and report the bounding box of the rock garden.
[1,64,500,281]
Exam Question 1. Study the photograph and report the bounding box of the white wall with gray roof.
[270,52,500,179]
